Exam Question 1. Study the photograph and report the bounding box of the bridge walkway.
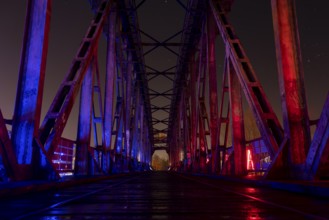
[1,172,329,219]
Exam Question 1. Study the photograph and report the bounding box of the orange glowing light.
[247,149,255,170]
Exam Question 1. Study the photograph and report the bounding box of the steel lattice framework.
[0,0,328,182]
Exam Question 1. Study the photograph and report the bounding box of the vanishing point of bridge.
[0,0,329,219]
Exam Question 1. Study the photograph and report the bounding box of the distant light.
[180,150,184,161]
[59,172,73,177]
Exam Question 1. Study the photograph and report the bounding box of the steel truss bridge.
[0,0,328,184]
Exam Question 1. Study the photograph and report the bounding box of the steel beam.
[306,93,329,179]
[125,51,133,161]
[91,61,105,174]
[0,110,18,180]
[75,63,94,175]
[207,10,219,173]
[190,58,197,170]
[271,0,311,171]
[12,0,52,170]
[228,59,246,176]
[218,58,230,173]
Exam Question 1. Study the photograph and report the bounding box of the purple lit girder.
[91,56,105,171]
[124,51,133,166]
[306,93,329,179]
[75,61,94,175]
[38,0,113,176]
[120,0,154,168]
[103,3,116,172]
[0,110,18,180]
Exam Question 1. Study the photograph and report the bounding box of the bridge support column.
[190,58,197,172]
[207,10,219,174]
[75,63,94,175]
[124,51,133,172]
[12,0,52,179]
[103,5,116,173]
[228,60,246,176]
[271,0,311,177]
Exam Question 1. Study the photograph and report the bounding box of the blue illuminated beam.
[12,0,52,173]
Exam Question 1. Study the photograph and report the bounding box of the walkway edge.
[0,173,132,198]
[181,172,329,198]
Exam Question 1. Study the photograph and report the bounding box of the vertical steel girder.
[217,59,230,172]
[207,10,219,173]
[0,110,18,180]
[182,91,190,169]
[125,52,133,161]
[271,0,311,173]
[139,104,144,163]
[12,0,52,171]
[75,62,94,175]
[170,114,180,169]
[306,93,329,179]
[131,88,141,163]
[91,57,105,162]
[178,96,184,168]
[102,3,116,173]
[198,41,211,171]
[228,59,246,176]
[189,58,198,170]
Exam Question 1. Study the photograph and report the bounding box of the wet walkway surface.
[1,172,329,219]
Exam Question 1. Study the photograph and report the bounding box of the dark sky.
[0,1,328,158]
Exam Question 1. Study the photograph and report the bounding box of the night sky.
[0,1,328,159]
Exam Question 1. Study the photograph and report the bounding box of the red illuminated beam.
[217,58,231,173]
[271,0,311,177]
[207,10,219,173]
[210,0,284,165]
[228,60,246,176]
